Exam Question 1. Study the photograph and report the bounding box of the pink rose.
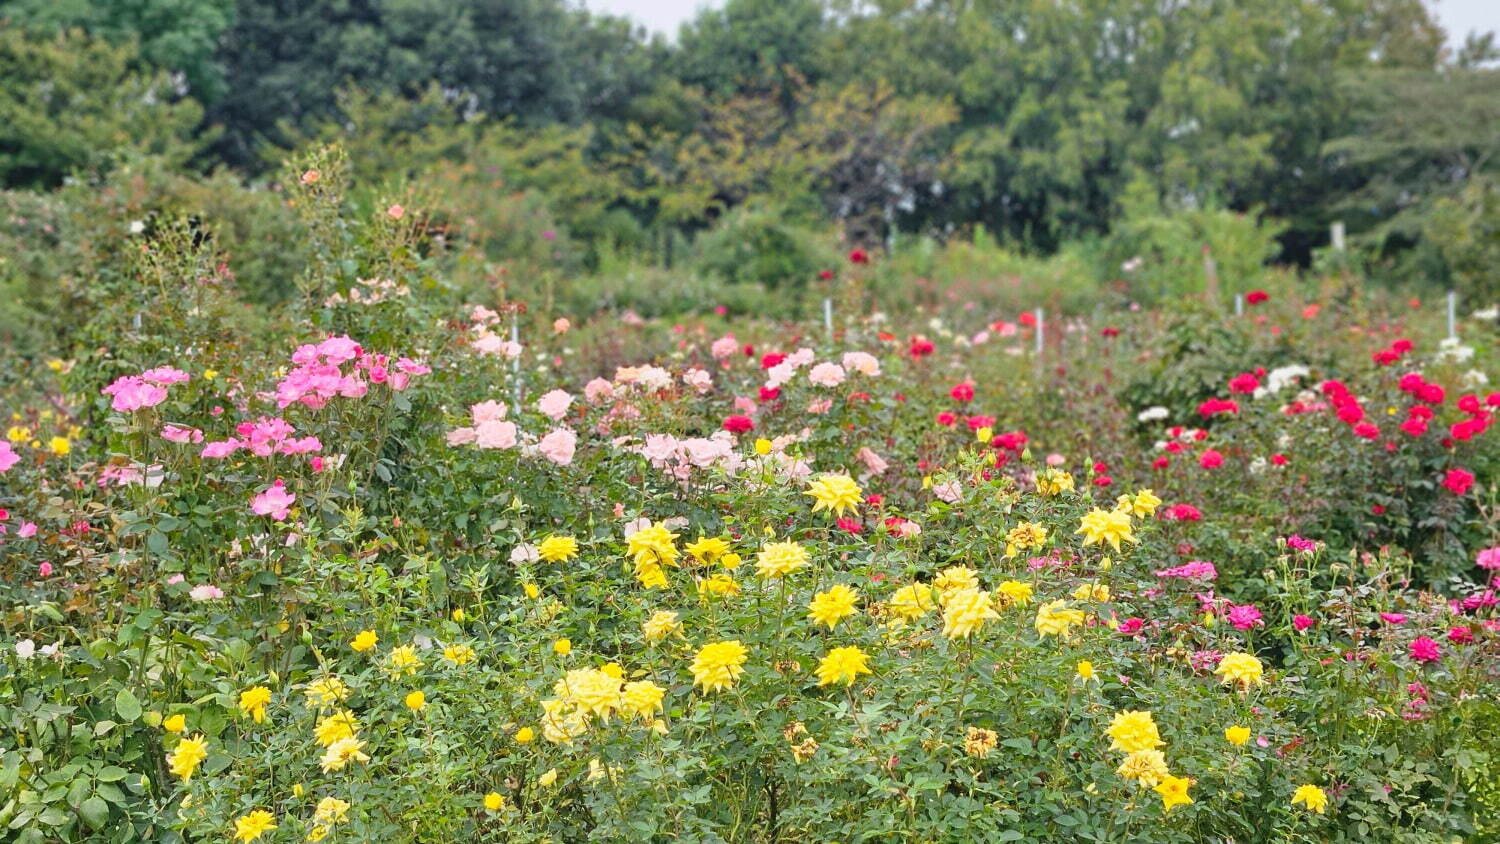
[474,420,518,450]
[539,428,577,465]
[251,480,296,521]
[536,389,573,421]
[808,363,846,387]
[470,399,508,425]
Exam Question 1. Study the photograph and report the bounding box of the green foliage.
[0,26,202,188]
[1421,175,1500,305]
[690,202,832,291]
[1104,179,1285,303]
[0,0,235,101]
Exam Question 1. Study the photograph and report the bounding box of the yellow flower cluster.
[685,535,731,563]
[627,522,680,588]
[1034,600,1086,638]
[538,534,580,562]
[167,734,208,781]
[1291,783,1329,814]
[942,588,1000,640]
[238,686,272,723]
[815,646,871,687]
[1075,508,1138,552]
[1035,468,1075,496]
[807,584,860,630]
[1115,488,1162,518]
[543,663,667,736]
[1104,711,1191,812]
[642,610,682,642]
[755,541,809,579]
[1003,522,1047,558]
[690,640,749,693]
[804,474,863,517]
[1214,652,1265,689]
[888,583,936,621]
[963,726,998,759]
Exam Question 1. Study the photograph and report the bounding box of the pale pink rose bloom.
[623,517,653,537]
[807,398,833,414]
[584,378,615,403]
[971,330,991,345]
[856,447,889,475]
[620,310,644,326]
[538,428,577,465]
[895,520,922,538]
[18,522,37,538]
[808,363,846,387]
[510,544,539,563]
[635,366,672,391]
[1046,453,1066,467]
[161,424,204,444]
[682,368,713,393]
[251,480,296,520]
[733,396,758,414]
[189,584,225,601]
[470,399,508,424]
[537,389,573,421]
[766,361,796,388]
[474,420,518,449]
[201,440,239,458]
[469,305,499,325]
[685,437,729,468]
[472,332,506,354]
[841,351,881,376]
[788,348,816,367]
[780,457,813,482]
[711,336,739,358]
[167,574,186,585]
[553,318,571,334]
[0,442,17,473]
[641,434,679,464]
[996,322,1018,337]
[446,427,478,446]
[934,480,963,503]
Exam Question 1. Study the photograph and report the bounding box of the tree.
[1323,69,1500,244]
[0,0,235,101]
[0,25,202,188]
[204,0,660,169]
[674,0,829,97]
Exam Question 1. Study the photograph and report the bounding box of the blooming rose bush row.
[0,163,1496,841]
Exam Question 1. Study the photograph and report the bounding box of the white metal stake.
[1447,290,1457,342]
[1035,308,1044,357]
[1234,294,1243,316]
[1331,221,1346,252]
[510,313,523,416]
[823,297,833,341]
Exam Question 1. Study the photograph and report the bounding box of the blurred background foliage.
[0,0,1496,354]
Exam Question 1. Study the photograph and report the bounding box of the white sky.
[583,0,1497,46]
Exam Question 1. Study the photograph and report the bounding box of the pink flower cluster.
[102,367,190,412]
[250,479,296,520]
[197,417,321,459]
[1153,561,1217,581]
[448,400,518,450]
[274,335,428,409]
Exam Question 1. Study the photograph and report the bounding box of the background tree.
[0,25,202,188]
